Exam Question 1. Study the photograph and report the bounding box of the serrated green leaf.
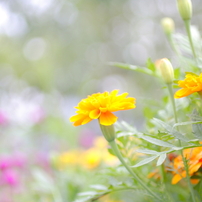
[173,121,202,127]
[191,109,202,141]
[156,153,167,166]
[153,118,189,142]
[137,133,181,149]
[136,149,172,155]
[131,155,158,167]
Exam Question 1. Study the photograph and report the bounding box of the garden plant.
[70,0,202,201]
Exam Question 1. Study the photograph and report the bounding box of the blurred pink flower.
[78,129,96,148]
[0,157,12,170]
[0,154,26,170]
[0,111,8,126]
[1,169,19,187]
[11,153,26,168]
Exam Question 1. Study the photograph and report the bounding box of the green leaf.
[156,153,167,166]
[146,58,155,72]
[89,184,108,191]
[191,109,202,141]
[78,191,98,196]
[174,67,181,79]
[136,149,172,155]
[173,121,202,127]
[109,62,155,76]
[153,118,189,142]
[137,133,181,149]
[131,155,158,167]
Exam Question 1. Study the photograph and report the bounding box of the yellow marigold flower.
[70,90,136,126]
[174,73,202,99]
[172,145,202,184]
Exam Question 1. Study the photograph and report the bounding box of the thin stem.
[167,84,178,124]
[184,20,197,64]
[167,34,181,57]
[109,140,163,202]
[167,83,196,202]
[160,163,167,183]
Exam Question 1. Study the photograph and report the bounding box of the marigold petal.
[70,114,86,122]
[81,117,92,125]
[191,179,200,184]
[99,111,118,126]
[172,174,182,184]
[89,109,101,119]
[189,162,202,175]
[174,88,193,98]
[70,114,92,126]
[110,89,119,96]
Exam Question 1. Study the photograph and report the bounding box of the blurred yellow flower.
[172,146,202,184]
[54,136,118,170]
[81,148,102,169]
[70,90,135,126]
[57,150,79,169]
[174,73,202,98]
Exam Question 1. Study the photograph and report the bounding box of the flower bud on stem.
[177,0,192,21]
[177,0,197,63]
[158,58,174,84]
[161,18,181,56]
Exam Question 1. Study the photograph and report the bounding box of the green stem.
[167,34,181,57]
[109,140,163,202]
[184,20,197,63]
[167,83,196,202]
[160,163,167,183]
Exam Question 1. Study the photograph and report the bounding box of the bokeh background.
[0,0,202,201]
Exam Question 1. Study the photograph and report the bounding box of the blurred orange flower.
[70,90,135,126]
[172,146,202,184]
[174,73,202,98]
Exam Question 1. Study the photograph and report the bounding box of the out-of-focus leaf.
[131,155,158,167]
[174,68,181,79]
[78,191,99,196]
[136,149,172,155]
[156,153,167,166]
[89,184,108,191]
[137,133,181,149]
[153,118,189,142]
[191,109,202,141]
[146,58,156,72]
[173,121,202,127]
[110,62,156,76]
